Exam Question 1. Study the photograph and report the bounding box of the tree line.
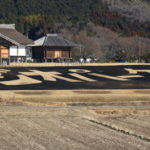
[0,0,149,40]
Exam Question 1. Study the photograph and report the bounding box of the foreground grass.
[0,90,150,106]
[3,62,150,68]
[21,95,150,104]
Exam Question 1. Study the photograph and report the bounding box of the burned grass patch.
[134,90,150,94]
[73,90,111,94]
[15,91,51,95]
[93,108,150,115]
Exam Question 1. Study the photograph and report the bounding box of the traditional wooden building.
[31,34,78,62]
[0,24,33,64]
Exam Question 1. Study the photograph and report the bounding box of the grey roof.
[31,34,78,47]
[0,24,33,46]
[0,24,15,29]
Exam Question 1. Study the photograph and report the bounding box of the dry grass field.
[0,89,150,150]
[8,62,150,67]
[0,89,150,105]
[0,64,150,149]
[0,104,150,150]
[0,90,150,150]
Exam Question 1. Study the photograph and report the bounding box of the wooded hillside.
[0,0,150,61]
[0,0,149,39]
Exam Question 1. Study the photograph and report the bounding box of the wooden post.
[26,46,27,63]
[44,48,46,62]
[0,46,1,65]
[8,46,10,65]
[17,46,19,63]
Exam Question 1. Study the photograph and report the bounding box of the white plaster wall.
[10,46,26,56]
[10,46,17,56]
[18,46,26,56]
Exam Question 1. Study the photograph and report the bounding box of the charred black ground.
[0,65,150,90]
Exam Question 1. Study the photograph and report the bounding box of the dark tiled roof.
[43,35,77,47]
[0,28,33,45]
[31,34,78,47]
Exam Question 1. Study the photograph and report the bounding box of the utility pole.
[136,36,141,63]
[138,38,141,63]
[79,45,82,58]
